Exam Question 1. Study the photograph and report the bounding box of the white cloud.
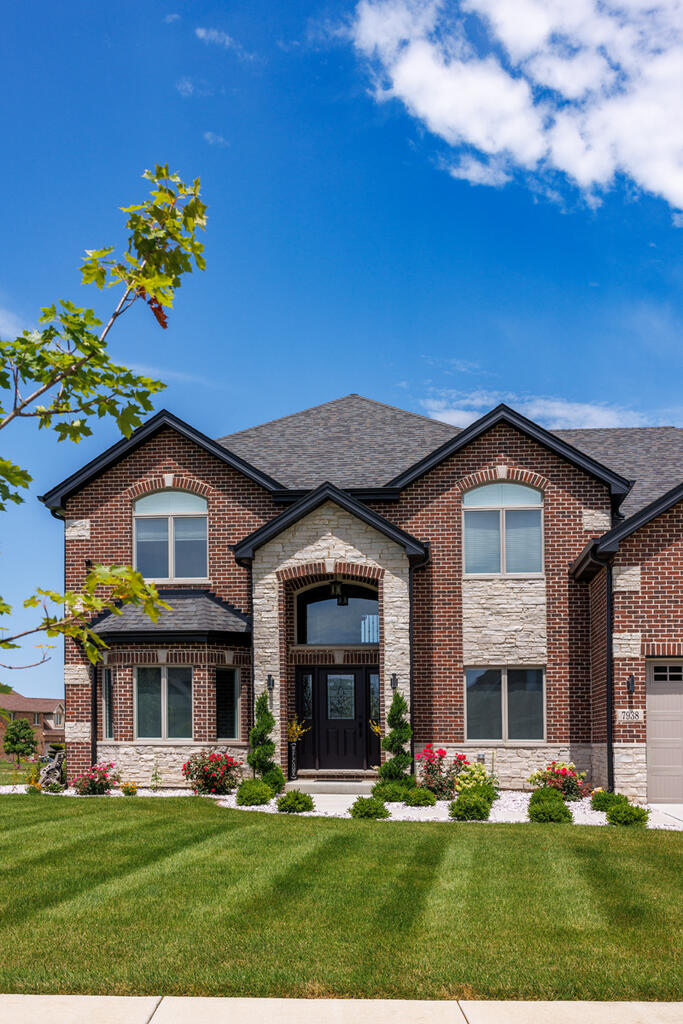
[164,13,180,24]
[351,1,683,208]
[175,77,212,98]
[0,306,25,338]
[673,212,683,227]
[421,390,660,428]
[195,26,256,60]
[203,131,229,147]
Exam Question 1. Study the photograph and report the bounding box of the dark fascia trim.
[96,630,251,645]
[38,409,285,514]
[233,481,429,566]
[570,540,608,582]
[384,403,633,507]
[272,487,402,505]
[593,479,683,556]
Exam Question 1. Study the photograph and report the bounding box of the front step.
[285,780,375,795]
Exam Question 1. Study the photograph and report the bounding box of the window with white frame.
[33,713,40,725]
[463,483,543,575]
[136,666,193,739]
[53,710,63,727]
[216,668,239,739]
[103,669,114,740]
[134,491,208,581]
[465,667,545,741]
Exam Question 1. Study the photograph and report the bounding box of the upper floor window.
[53,710,63,727]
[463,483,543,575]
[134,491,208,581]
[33,713,40,725]
[297,582,379,645]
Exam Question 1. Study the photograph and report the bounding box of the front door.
[296,666,381,770]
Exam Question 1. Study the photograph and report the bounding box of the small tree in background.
[378,690,412,782]
[247,692,276,778]
[3,718,37,767]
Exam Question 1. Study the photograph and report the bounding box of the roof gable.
[39,409,284,514]
[385,404,633,508]
[233,481,429,565]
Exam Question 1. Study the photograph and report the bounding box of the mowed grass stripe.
[0,798,681,1000]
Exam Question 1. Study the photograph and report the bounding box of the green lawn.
[0,759,28,785]
[0,796,681,1000]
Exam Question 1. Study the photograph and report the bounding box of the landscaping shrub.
[25,783,42,796]
[449,792,492,820]
[121,780,138,797]
[416,745,463,799]
[528,761,586,801]
[71,762,120,796]
[277,790,314,814]
[454,762,498,802]
[405,786,436,807]
[528,795,572,823]
[378,691,412,782]
[529,785,565,805]
[372,780,413,802]
[350,796,390,819]
[42,781,65,794]
[247,693,276,777]
[182,750,241,795]
[591,789,628,812]
[262,765,286,795]
[607,802,650,828]
[236,778,273,806]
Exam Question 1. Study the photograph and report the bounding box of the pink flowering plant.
[527,761,587,801]
[182,749,242,795]
[71,761,120,795]
[416,744,472,799]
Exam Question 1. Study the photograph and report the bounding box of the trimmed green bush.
[277,790,314,814]
[247,693,276,777]
[378,691,412,782]
[350,796,390,819]
[528,796,572,823]
[591,789,628,812]
[607,802,650,827]
[529,785,565,805]
[262,765,286,795]
[449,792,491,821]
[372,780,411,802]
[236,779,273,806]
[405,786,436,807]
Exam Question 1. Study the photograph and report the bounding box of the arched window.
[134,491,208,580]
[297,582,379,645]
[463,483,543,575]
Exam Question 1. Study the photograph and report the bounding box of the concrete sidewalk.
[1,996,681,1024]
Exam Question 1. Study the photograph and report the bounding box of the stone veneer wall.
[590,743,648,803]
[97,742,249,787]
[462,578,546,663]
[415,742,592,790]
[252,501,411,763]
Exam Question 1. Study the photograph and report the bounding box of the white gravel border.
[2,785,680,829]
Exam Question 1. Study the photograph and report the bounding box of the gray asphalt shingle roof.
[218,395,683,517]
[95,591,250,637]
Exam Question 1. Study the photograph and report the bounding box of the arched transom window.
[297,582,379,645]
[134,491,208,581]
[463,483,543,575]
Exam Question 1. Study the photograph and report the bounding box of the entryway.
[295,666,381,771]
[647,662,683,802]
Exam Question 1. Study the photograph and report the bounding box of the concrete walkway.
[1,996,681,1023]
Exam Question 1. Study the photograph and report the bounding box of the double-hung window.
[463,483,543,575]
[134,491,208,581]
[33,713,40,725]
[136,666,193,739]
[465,667,545,741]
[103,668,114,739]
[216,668,239,740]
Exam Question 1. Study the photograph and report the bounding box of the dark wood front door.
[296,666,381,771]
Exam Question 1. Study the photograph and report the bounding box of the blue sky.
[1,1,682,694]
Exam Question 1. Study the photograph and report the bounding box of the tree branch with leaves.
[0,164,206,671]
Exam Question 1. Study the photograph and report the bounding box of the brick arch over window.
[276,561,386,757]
[455,465,550,497]
[125,475,213,502]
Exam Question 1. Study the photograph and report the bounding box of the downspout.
[605,563,615,792]
[90,662,98,766]
[408,564,415,772]
[248,561,255,733]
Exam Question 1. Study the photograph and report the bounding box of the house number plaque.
[616,708,644,723]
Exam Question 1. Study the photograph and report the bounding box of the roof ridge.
[555,426,681,433]
[217,393,457,442]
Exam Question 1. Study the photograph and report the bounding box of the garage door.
[647,663,683,803]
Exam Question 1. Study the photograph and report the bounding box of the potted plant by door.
[287,714,310,780]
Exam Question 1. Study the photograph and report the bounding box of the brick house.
[0,691,65,756]
[39,396,683,802]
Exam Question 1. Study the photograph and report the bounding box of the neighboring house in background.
[39,395,683,802]
[0,691,65,756]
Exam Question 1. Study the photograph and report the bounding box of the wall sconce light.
[330,580,348,606]
[85,559,93,569]
[267,674,275,693]
[626,674,635,695]
[390,673,398,690]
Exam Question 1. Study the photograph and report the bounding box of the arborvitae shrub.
[591,790,628,812]
[247,692,276,777]
[236,778,273,806]
[277,790,314,814]
[378,691,412,782]
[262,765,286,794]
[607,802,649,827]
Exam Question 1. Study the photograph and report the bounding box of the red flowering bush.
[416,744,471,799]
[182,750,242,795]
[72,761,120,796]
[527,761,587,801]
